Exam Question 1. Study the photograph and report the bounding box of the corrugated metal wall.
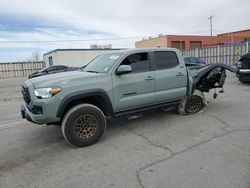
[0,61,45,79]
[182,42,249,65]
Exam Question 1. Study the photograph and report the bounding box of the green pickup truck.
[21,48,235,147]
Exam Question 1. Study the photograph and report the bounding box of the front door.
[112,52,155,112]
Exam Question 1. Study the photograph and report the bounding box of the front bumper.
[21,80,62,124]
[238,69,250,74]
[236,69,250,82]
[21,104,42,124]
[21,101,61,125]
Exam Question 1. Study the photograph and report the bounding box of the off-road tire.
[62,104,106,147]
[176,90,206,115]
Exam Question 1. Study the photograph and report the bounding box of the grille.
[21,84,31,105]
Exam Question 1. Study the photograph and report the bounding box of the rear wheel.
[176,90,206,115]
[62,104,106,147]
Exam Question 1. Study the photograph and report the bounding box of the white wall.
[44,49,121,67]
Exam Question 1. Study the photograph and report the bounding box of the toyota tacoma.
[21,48,236,147]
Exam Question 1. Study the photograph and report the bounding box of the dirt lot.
[0,73,249,188]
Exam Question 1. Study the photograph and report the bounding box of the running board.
[113,100,181,118]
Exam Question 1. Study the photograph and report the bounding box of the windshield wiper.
[86,70,99,73]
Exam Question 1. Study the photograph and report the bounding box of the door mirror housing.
[116,65,132,75]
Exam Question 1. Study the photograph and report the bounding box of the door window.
[154,51,179,70]
[120,53,150,73]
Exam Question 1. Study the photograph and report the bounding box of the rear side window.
[46,67,57,72]
[56,66,68,70]
[154,51,179,70]
[190,57,198,62]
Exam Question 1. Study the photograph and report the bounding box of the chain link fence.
[182,42,250,65]
[0,61,45,79]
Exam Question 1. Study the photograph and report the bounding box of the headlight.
[34,88,61,99]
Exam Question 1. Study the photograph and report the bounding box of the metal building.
[43,49,123,67]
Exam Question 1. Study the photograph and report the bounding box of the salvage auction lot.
[0,73,249,188]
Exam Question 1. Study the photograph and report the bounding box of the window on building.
[48,56,53,66]
[120,53,150,73]
[154,51,179,70]
[171,41,185,50]
[190,41,202,49]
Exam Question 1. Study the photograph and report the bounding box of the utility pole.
[208,15,214,36]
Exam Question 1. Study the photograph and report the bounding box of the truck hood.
[29,71,106,88]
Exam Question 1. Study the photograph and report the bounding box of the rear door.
[112,52,156,111]
[153,51,187,102]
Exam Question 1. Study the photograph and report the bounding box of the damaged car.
[20,48,236,147]
[236,52,250,83]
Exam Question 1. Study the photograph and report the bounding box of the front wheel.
[62,104,106,147]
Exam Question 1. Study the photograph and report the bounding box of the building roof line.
[218,29,250,36]
[43,48,125,56]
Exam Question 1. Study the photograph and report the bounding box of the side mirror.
[116,65,132,75]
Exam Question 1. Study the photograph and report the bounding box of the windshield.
[83,53,123,73]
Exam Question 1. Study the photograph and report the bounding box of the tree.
[27,50,42,62]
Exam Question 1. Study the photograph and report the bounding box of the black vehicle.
[29,65,76,79]
[236,52,250,83]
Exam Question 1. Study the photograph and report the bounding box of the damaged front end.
[190,63,236,95]
[177,64,236,115]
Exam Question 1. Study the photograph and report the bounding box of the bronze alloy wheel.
[62,104,106,147]
[73,115,97,138]
[185,95,204,114]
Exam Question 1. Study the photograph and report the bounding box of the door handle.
[176,72,184,76]
[144,76,154,80]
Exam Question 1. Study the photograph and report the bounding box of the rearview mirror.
[116,65,132,75]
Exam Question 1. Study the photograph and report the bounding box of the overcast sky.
[0,0,249,62]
